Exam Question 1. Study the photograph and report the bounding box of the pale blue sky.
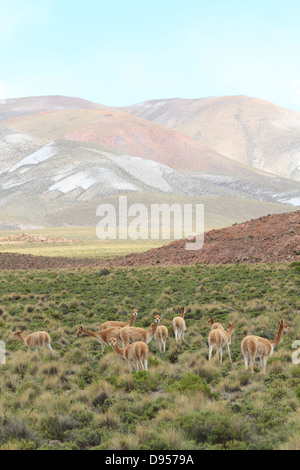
[1,0,300,109]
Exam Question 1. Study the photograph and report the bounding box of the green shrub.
[167,373,217,399]
[176,410,249,447]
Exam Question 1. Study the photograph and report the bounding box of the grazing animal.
[172,306,187,342]
[241,320,290,374]
[14,331,53,355]
[77,326,121,353]
[100,309,138,331]
[109,337,149,372]
[208,317,224,330]
[152,324,168,352]
[208,322,235,362]
[118,315,160,347]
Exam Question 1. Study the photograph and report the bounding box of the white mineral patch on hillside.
[103,153,172,192]
[2,178,28,190]
[49,168,139,194]
[282,197,300,206]
[8,143,56,173]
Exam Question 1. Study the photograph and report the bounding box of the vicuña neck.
[227,325,234,337]
[81,329,98,338]
[150,322,158,336]
[112,343,124,356]
[270,324,284,348]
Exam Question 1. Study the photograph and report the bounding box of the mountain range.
[0,95,299,230]
[125,95,300,180]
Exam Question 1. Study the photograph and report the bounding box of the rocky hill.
[112,210,300,266]
[0,211,298,270]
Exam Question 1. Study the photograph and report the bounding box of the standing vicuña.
[100,309,138,331]
[118,315,160,347]
[172,307,187,342]
[153,324,168,352]
[77,326,121,353]
[14,331,54,355]
[208,322,234,362]
[109,337,149,372]
[208,317,224,330]
[241,320,290,374]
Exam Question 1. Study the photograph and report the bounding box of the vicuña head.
[14,331,22,339]
[109,337,117,347]
[208,317,225,330]
[279,319,290,332]
[77,326,84,336]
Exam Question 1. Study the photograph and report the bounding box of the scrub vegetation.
[0,263,299,450]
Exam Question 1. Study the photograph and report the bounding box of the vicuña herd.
[13,308,290,374]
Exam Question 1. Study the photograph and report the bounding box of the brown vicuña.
[208,317,224,330]
[100,309,138,331]
[208,322,235,362]
[14,331,53,355]
[152,324,168,352]
[172,306,187,342]
[109,337,149,372]
[118,315,160,347]
[241,320,290,374]
[77,326,121,353]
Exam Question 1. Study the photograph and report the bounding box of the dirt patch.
[0,233,72,245]
[0,211,299,270]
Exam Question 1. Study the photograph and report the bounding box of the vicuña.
[109,337,149,372]
[241,320,290,374]
[77,326,121,353]
[118,315,160,347]
[100,309,138,331]
[152,324,168,352]
[208,322,234,362]
[14,331,54,355]
[172,306,187,342]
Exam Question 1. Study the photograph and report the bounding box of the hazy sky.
[1,0,300,109]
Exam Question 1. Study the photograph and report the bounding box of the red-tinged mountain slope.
[3,108,262,177]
